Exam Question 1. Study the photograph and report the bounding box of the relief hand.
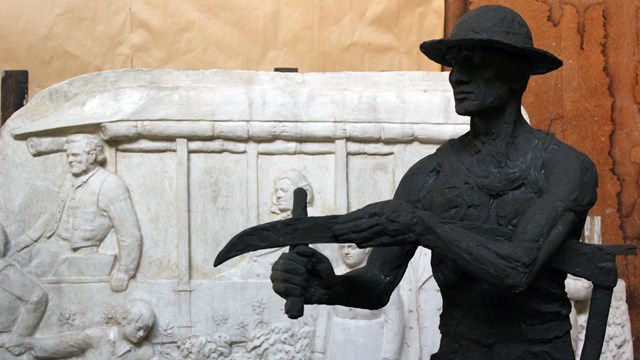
[110,271,132,292]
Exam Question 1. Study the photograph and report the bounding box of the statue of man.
[271,6,596,358]
[13,134,142,292]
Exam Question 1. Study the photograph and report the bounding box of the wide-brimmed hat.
[420,5,562,75]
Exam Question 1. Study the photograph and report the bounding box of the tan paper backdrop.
[0,0,443,96]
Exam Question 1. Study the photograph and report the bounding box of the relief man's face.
[340,244,371,269]
[66,142,96,177]
[273,178,295,213]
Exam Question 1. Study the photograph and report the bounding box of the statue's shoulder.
[97,168,128,189]
[536,130,598,208]
[395,142,450,201]
[96,168,132,202]
[538,130,596,175]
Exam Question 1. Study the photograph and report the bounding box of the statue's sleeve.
[99,174,142,277]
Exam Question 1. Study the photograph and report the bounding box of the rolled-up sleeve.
[99,175,142,277]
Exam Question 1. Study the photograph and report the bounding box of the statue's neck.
[469,100,527,150]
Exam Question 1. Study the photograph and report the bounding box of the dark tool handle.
[285,187,309,319]
[549,240,617,360]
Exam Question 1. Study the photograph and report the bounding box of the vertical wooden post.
[1,70,28,127]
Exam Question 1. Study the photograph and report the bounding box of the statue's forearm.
[324,247,413,310]
[419,211,574,290]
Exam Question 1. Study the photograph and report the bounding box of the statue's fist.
[110,271,132,292]
[271,246,336,304]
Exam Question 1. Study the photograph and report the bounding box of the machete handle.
[285,188,309,319]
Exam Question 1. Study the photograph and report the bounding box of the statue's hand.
[271,246,336,304]
[332,200,425,248]
[110,271,132,292]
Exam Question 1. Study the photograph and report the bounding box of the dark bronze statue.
[216,5,618,359]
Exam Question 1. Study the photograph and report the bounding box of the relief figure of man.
[13,134,142,292]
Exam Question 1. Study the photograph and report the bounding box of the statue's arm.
[325,155,440,309]
[510,148,597,290]
[100,175,143,282]
[271,154,441,310]
[420,148,597,291]
[13,179,71,254]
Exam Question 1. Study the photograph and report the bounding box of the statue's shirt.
[412,129,597,343]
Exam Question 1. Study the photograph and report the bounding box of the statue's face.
[448,47,520,116]
[66,142,96,177]
[273,178,295,212]
[340,244,370,269]
[122,317,152,344]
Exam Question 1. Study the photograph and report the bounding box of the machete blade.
[213,215,341,267]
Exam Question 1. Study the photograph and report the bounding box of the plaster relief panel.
[313,244,404,360]
[117,151,178,280]
[190,152,249,280]
[347,154,396,211]
[257,154,336,223]
[3,69,583,359]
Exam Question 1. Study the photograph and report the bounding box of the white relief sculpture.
[312,244,404,360]
[0,225,49,359]
[231,170,338,280]
[5,299,156,360]
[600,280,634,360]
[12,134,142,292]
[0,70,631,359]
[270,170,319,220]
[156,298,314,359]
[565,274,592,356]
[398,246,442,359]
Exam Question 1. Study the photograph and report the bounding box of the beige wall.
[0,0,443,96]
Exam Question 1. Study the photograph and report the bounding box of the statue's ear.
[88,150,97,164]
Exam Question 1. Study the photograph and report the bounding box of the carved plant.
[213,313,229,331]
[156,301,314,359]
[57,311,78,329]
[102,306,119,325]
[251,298,267,317]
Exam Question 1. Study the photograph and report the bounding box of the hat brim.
[420,38,563,75]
